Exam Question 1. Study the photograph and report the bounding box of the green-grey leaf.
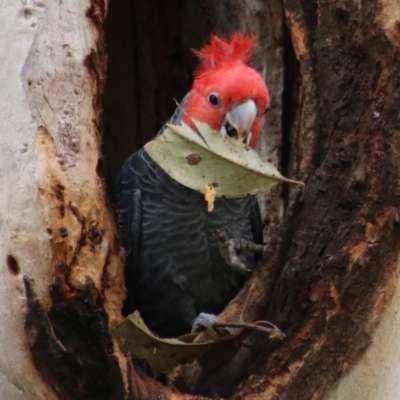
[144,119,302,198]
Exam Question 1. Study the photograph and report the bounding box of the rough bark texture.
[104,0,400,399]
[0,0,126,399]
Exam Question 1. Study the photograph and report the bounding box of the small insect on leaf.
[205,184,216,211]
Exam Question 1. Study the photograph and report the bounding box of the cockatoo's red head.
[183,33,270,148]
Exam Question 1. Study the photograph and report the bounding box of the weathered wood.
[0,0,126,398]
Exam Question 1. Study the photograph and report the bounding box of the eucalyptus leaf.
[144,119,302,198]
[111,311,243,376]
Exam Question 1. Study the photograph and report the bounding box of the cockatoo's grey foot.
[191,312,220,333]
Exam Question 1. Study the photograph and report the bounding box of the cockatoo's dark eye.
[208,92,221,106]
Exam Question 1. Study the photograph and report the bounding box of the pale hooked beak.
[220,99,257,144]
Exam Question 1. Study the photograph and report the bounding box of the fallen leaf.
[112,311,247,376]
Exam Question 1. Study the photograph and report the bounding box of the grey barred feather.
[112,95,263,337]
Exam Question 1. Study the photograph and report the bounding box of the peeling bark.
[0,0,126,398]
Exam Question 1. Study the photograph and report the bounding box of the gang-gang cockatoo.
[112,33,270,337]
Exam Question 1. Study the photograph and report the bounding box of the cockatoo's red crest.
[184,33,269,148]
[193,33,257,76]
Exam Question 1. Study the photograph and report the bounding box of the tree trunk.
[0,1,126,399]
[2,0,400,399]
